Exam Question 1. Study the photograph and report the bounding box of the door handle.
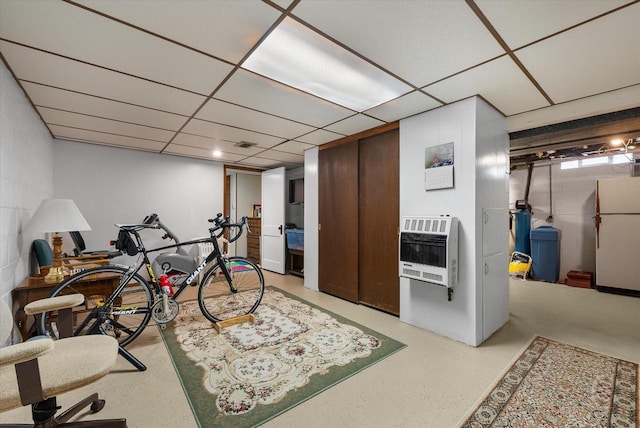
[484,263,489,275]
[278,225,283,235]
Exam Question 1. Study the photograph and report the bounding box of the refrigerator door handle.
[594,213,602,249]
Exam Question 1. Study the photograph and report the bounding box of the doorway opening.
[223,165,262,258]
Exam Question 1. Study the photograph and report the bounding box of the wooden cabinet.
[246,217,261,263]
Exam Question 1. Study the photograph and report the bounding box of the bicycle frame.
[99,232,230,315]
[47,217,256,372]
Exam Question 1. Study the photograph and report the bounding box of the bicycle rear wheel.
[198,257,264,323]
[39,266,154,347]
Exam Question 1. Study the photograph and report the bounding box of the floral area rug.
[461,336,638,427]
[160,287,406,428]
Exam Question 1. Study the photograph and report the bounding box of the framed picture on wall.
[253,204,262,218]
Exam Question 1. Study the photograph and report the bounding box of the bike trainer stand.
[212,314,255,333]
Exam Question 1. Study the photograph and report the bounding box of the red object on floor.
[566,270,593,288]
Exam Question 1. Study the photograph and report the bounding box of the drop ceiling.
[1,0,639,169]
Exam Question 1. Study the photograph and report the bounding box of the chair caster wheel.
[91,399,106,413]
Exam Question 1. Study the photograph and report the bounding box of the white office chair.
[0,294,126,427]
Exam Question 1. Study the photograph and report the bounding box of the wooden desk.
[12,273,120,340]
[287,249,304,278]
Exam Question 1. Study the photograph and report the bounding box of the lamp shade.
[27,199,91,233]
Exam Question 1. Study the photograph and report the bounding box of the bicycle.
[38,213,265,371]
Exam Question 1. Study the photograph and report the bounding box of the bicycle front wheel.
[39,266,154,347]
[198,257,264,323]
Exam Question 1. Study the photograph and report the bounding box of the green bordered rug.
[160,286,406,428]
[461,336,639,427]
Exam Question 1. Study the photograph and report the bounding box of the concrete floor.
[2,273,639,427]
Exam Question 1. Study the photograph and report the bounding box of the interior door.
[358,130,399,314]
[318,141,359,302]
[261,167,286,274]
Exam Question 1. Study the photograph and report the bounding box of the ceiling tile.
[0,41,206,115]
[270,140,316,155]
[75,0,281,64]
[0,1,636,163]
[235,157,284,168]
[506,85,640,132]
[196,98,315,139]
[294,129,344,145]
[424,56,550,116]
[271,0,296,10]
[324,114,385,136]
[516,6,640,103]
[476,0,630,49]
[291,1,504,87]
[50,125,166,152]
[23,82,188,131]
[215,69,354,127]
[255,150,304,163]
[182,119,284,148]
[0,0,233,95]
[172,132,265,156]
[38,107,175,142]
[365,91,442,122]
[164,144,244,162]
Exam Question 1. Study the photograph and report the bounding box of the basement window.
[561,153,633,170]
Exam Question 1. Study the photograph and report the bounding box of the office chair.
[0,295,127,427]
[68,232,122,259]
[31,239,110,277]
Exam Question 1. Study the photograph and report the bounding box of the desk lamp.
[27,199,91,283]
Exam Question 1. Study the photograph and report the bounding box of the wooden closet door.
[358,130,399,315]
[318,141,359,302]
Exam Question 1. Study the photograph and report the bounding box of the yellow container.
[509,252,532,280]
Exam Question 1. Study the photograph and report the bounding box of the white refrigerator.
[595,176,640,291]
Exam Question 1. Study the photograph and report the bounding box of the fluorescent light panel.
[243,18,412,112]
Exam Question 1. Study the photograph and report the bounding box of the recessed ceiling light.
[610,138,624,146]
[212,150,222,157]
[243,17,412,112]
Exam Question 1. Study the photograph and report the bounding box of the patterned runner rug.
[160,287,406,428]
[461,336,638,427]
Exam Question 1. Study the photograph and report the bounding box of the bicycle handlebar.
[208,213,249,244]
[114,213,249,253]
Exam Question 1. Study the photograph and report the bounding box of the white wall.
[304,147,318,291]
[53,140,224,258]
[0,60,54,306]
[509,160,633,279]
[399,97,509,346]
